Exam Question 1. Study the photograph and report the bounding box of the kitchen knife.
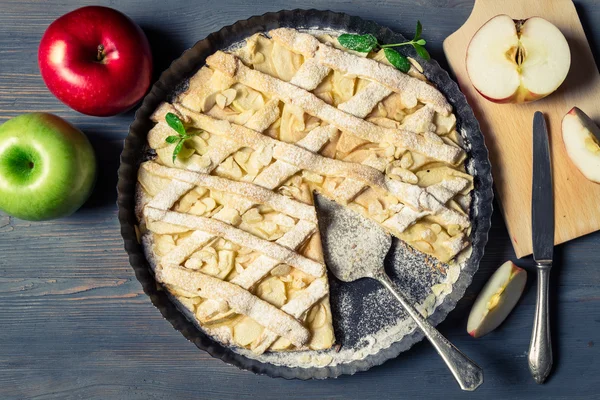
[528,111,554,384]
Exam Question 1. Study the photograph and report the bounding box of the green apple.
[0,113,96,220]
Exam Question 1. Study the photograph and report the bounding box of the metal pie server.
[529,111,554,383]
[314,194,484,391]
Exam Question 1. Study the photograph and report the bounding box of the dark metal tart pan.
[117,9,493,380]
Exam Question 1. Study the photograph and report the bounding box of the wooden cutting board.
[443,0,600,258]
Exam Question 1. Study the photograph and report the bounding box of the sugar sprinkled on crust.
[145,207,325,277]
[142,161,317,222]
[338,82,393,118]
[171,105,467,227]
[230,220,317,289]
[252,278,328,354]
[269,28,452,115]
[206,51,462,163]
[158,265,310,347]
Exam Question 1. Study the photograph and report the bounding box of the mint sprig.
[337,21,430,73]
[164,112,198,163]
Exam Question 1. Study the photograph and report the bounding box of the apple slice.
[467,261,527,338]
[562,107,600,183]
[466,15,570,103]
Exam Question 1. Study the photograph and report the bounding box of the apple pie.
[136,28,473,355]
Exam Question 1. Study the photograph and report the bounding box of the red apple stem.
[97,44,105,62]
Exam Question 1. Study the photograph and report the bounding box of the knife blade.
[532,111,554,262]
[528,111,554,384]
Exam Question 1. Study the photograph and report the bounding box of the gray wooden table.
[1,0,599,398]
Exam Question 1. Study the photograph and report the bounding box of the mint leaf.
[338,33,378,53]
[414,21,422,41]
[384,48,411,73]
[172,139,185,163]
[166,112,186,136]
[413,43,431,61]
[165,135,180,144]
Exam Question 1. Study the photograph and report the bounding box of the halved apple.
[466,15,571,103]
[562,107,600,183]
[467,261,527,338]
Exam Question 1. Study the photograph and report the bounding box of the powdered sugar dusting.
[316,195,391,283]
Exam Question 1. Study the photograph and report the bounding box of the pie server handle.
[376,271,484,391]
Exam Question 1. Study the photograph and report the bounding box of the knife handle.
[528,264,553,383]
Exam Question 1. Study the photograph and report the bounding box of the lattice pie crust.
[136,28,473,354]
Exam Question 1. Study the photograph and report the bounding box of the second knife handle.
[528,264,553,384]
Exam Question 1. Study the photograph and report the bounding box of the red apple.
[38,6,152,116]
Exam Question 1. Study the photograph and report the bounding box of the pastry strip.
[252,278,329,354]
[174,104,386,189]
[268,28,452,115]
[144,207,325,277]
[338,82,393,118]
[382,177,471,233]
[401,105,436,132]
[253,125,334,188]
[230,220,317,289]
[172,104,470,228]
[427,177,471,205]
[383,206,429,233]
[142,162,317,222]
[162,230,215,266]
[206,51,462,163]
[289,58,331,90]
[149,100,291,266]
[244,99,281,132]
[329,155,387,204]
[148,179,195,211]
[158,266,309,347]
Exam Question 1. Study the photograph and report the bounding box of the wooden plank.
[444,0,600,257]
[0,0,599,399]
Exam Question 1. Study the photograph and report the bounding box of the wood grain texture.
[0,0,599,399]
[444,0,600,258]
